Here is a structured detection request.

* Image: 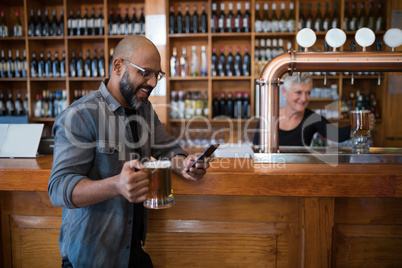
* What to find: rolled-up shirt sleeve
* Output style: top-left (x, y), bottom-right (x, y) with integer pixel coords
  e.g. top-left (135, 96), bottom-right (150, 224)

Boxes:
top-left (48, 106), bottom-right (96, 209)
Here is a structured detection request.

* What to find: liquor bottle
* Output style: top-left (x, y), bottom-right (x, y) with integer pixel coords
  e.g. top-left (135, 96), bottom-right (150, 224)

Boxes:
top-left (218, 46), bottom-right (226, 77)
top-left (212, 92), bottom-right (220, 117)
top-left (82, 8), bottom-right (89, 35)
top-left (200, 45), bottom-right (207, 77)
top-left (279, 3), bottom-right (287, 32)
top-left (314, 3), bottom-right (322, 32)
top-left (139, 7), bottom-right (145, 35)
top-left (254, 4), bottom-right (262, 33)
top-left (190, 46), bottom-right (198, 77)
top-left (349, 2), bottom-right (358, 31)
top-left (226, 46), bottom-right (234, 77)
top-left (210, 3), bottom-right (217, 33)
top-left (42, 9), bottom-right (50, 36)
top-left (75, 9), bottom-right (82, 36)
top-left (200, 4), bottom-right (207, 33)
top-left (375, 2), bottom-right (385, 32)
top-left (13, 10), bottom-right (23, 37)
top-left (203, 91), bottom-right (209, 117)
top-left (68, 9), bottom-right (74, 35)
top-left (177, 91), bottom-right (185, 118)
top-left (278, 39), bottom-right (285, 55)
top-left (226, 3), bottom-right (234, 33)
top-left (242, 92), bottom-right (250, 118)
top-left (254, 42), bottom-right (260, 75)
top-left (169, 6), bottom-right (175, 34)
top-left (0, 92), bottom-right (5, 116)
top-left (45, 51), bottom-right (53, 78)
top-left (56, 8), bottom-right (64, 36)
top-left (47, 91), bottom-right (54, 117)
top-left (91, 49), bottom-right (98, 77)
top-left (176, 5), bottom-right (183, 34)
top-left (96, 8), bottom-right (104, 35)
top-left (14, 91), bottom-right (23, 116)
top-left (0, 10), bottom-right (8, 37)
top-left (42, 90), bottom-right (48, 117)
top-left (211, 46), bottom-right (218, 77)
top-left (170, 47), bottom-right (179, 77)
top-left (33, 94), bottom-right (42, 117)
top-left (235, 3), bottom-right (242, 33)
top-left (322, 3), bottom-right (330, 32)
top-left (14, 50), bottom-right (21, 78)
top-left (184, 91), bottom-right (193, 119)
top-left (298, 4), bottom-right (305, 30)
top-left (76, 50), bottom-right (84, 77)
top-left (131, 8), bottom-right (139, 34)
top-left (35, 9), bottom-right (43, 36)
top-left (195, 91), bottom-right (203, 117)
top-left (6, 91), bottom-right (15, 116)
top-left (84, 49), bottom-right (91, 77)
top-left (262, 3), bottom-right (270, 33)
top-left (271, 39), bottom-right (278, 59)
top-left (218, 3), bottom-right (225, 33)
top-left (259, 39), bottom-right (266, 70)
top-left (366, 2), bottom-right (375, 31)
top-left (357, 2), bottom-right (366, 29)
top-left (70, 49), bottom-right (77, 77)
top-left (266, 39), bottom-right (272, 61)
top-left (30, 51), bottom-right (38, 78)
top-left (340, 94), bottom-right (349, 119)
top-left (184, 5), bottom-right (191, 34)
top-left (271, 3), bottom-right (279, 33)
top-left (123, 8), bottom-right (130, 35)
top-left (234, 92), bottom-right (242, 118)
top-left (88, 8), bottom-right (95, 35)
top-left (115, 8), bottom-right (122, 35)
top-left (227, 92), bottom-right (234, 118)
top-left (21, 50), bottom-right (27, 78)
top-left (28, 9), bottom-right (35, 36)
top-left (180, 47), bottom-right (188, 77)
top-left (287, 3), bottom-right (296, 32)
top-left (24, 91), bottom-right (28, 115)
top-left (219, 92), bottom-right (226, 116)
top-left (98, 49), bottom-right (105, 77)
top-left (108, 8), bottom-right (114, 35)
top-left (343, 2), bottom-right (349, 31)
top-left (244, 3), bottom-right (251, 32)
top-left (37, 51), bottom-right (45, 78)
top-left (305, 3), bottom-right (313, 29)
top-left (6, 50), bottom-right (14, 78)
top-left (170, 91), bottom-right (178, 118)
top-left (243, 46), bottom-right (251, 76)
top-left (0, 50), bottom-right (5, 78)
top-left (332, 2), bottom-right (340, 29)
top-left (60, 50), bottom-right (66, 77)
top-left (234, 46), bottom-right (242, 76)
top-left (53, 51), bottom-right (60, 78)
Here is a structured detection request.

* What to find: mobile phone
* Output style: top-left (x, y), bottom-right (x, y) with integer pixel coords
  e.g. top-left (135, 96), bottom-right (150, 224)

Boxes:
top-left (186, 144), bottom-right (219, 172)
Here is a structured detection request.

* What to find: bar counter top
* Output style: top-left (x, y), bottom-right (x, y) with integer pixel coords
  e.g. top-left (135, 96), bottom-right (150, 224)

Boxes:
top-left (1, 154), bottom-right (401, 197)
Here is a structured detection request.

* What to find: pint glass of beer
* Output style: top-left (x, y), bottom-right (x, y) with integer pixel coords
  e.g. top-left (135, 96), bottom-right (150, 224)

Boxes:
top-left (143, 160), bottom-right (174, 209)
top-left (350, 110), bottom-right (370, 154)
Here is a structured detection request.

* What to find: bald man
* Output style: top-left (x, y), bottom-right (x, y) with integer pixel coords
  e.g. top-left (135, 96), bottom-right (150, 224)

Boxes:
top-left (48, 36), bottom-right (211, 267)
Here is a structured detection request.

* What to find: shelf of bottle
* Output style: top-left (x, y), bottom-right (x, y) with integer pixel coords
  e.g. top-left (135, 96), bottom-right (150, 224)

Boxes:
top-left (27, 36), bottom-right (65, 41)
top-left (254, 32), bottom-right (296, 37)
top-left (0, 36), bottom-right (26, 41)
top-left (169, 33), bottom-right (208, 38)
top-left (170, 118), bottom-right (258, 123)
top-left (29, 77), bottom-right (66, 82)
top-left (68, 77), bottom-right (105, 81)
top-left (29, 117), bottom-right (56, 122)
top-left (66, 35), bottom-right (105, 40)
top-left (169, 76), bottom-right (208, 81)
top-left (0, 78), bottom-right (27, 82)
top-left (107, 34), bottom-right (145, 39)
top-left (169, 76), bottom-right (252, 81)
top-left (211, 32), bottom-right (252, 38)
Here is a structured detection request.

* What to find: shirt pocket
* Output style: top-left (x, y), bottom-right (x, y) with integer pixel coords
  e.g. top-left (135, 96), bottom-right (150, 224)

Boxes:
top-left (96, 140), bottom-right (123, 178)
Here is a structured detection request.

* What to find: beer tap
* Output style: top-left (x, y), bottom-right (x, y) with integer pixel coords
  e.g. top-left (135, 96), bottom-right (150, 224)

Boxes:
top-left (383, 28), bottom-right (402, 52)
top-left (296, 28), bottom-right (317, 84)
top-left (323, 43), bottom-right (329, 85)
top-left (376, 41), bottom-right (383, 85)
top-left (350, 42), bottom-right (356, 85)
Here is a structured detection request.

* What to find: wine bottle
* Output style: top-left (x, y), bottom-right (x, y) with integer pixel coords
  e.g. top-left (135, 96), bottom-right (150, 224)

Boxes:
top-left (13, 10), bottom-right (23, 37)
top-left (298, 4), bottom-right (305, 30)
top-left (58, 8), bottom-right (64, 36)
top-left (68, 9), bottom-right (74, 36)
top-left (226, 3), bottom-right (234, 33)
top-left (88, 8), bottom-right (95, 35)
top-left (218, 46), bottom-right (226, 77)
top-left (262, 3), bottom-right (271, 33)
top-left (227, 92), bottom-right (234, 118)
top-left (6, 50), bottom-right (14, 78)
top-left (192, 5), bottom-right (199, 34)
top-left (21, 50), bottom-right (27, 78)
top-left (30, 51), bottom-right (38, 78)
top-left (28, 9), bottom-right (35, 36)
top-left (211, 46), bottom-right (218, 77)
top-left (53, 51), bottom-right (60, 78)
top-left (366, 2), bottom-right (375, 31)
top-left (243, 3), bottom-right (251, 32)
top-left (47, 91), bottom-right (54, 117)
top-left (123, 8), bottom-right (130, 35)
top-left (343, 2), bottom-right (349, 31)
top-left (49, 9), bottom-right (57, 36)
top-left (314, 3), bottom-right (322, 32)
top-left (349, 2), bottom-right (358, 31)
top-left (218, 3), bottom-right (225, 33)
top-left (200, 4), bottom-right (207, 33)
top-left (60, 50), bottom-right (66, 77)
top-left (305, 4), bottom-right (313, 29)
top-left (219, 92), bottom-right (226, 116)
top-left (35, 9), bottom-right (43, 36)
top-left (200, 45), bottom-right (207, 77)
top-left (210, 3), bottom-right (217, 33)
top-left (91, 49), bottom-right (98, 77)
top-left (131, 8), bottom-right (139, 34)
top-left (42, 9), bottom-right (50, 36)
top-left (23, 91), bottom-right (28, 115)
top-left (266, 39), bottom-right (272, 61)
top-left (76, 50), bottom-right (84, 77)
top-left (357, 2), bottom-right (366, 29)
top-left (84, 49), bottom-right (91, 77)
top-left (108, 8), bottom-right (114, 35)
top-left (254, 3), bottom-right (262, 33)
top-left (169, 6), bottom-right (175, 34)
top-left (226, 46), bottom-right (234, 77)
top-left (0, 10), bottom-right (8, 37)
top-left (234, 92), bottom-right (242, 118)
top-left (375, 2), bottom-right (385, 32)
top-left (234, 46), bottom-right (242, 76)
top-left (115, 8), bottom-right (122, 35)
top-left (97, 8), bottom-right (104, 35)
top-left (184, 5), bottom-right (191, 34)
top-left (6, 91), bottom-right (15, 116)
top-left (190, 46), bottom-right (198, 77)
top-left (212, 93), bottom-right (220, 117)
top-left (242, 92), bottom-right (250, 118)
top-left (82, 8), bottom-right (89, 35)
top-left (170, 47), bottom-right (179, 77)
top-left (75, 9), bottom-right (81, 36)
top-left (322, 3), bottom-right (330, 32)
top-left (332, 2), bottom-right (340, 29)
top-left (0, 50), bottom-right (5, 78)
top-left (0, 92), bottom-right (5, 116)
top-left (13, 50), bottom-right (21, 78)
top-left (243, 46), bottom-right (250, 76)
top-left (203, 91), bottom-right (209, 117)
top-left (98, 49), bottom-right (105, 77)
top-left (180, 46), bottom-right (188, 77)
top-left (234, 3), bottom-right (242, 33)
top-left (36, 51), bottom-right (44, 78)
top-left (33, 94), bottom-right (42, 118)
top-left (271, 3), bottom-right (278, 32)
top-left (70, 49), bottom-right (77, 77)
top-left (287, 3), bottom-right (296, 32)
top-left (139, 7), bottom-right (145, 35)
top-left (45, 51), bottom-right (53, 78)
top-left (176, 5), bottom-right (183, 34)
top-left (42, 90), bottom-right (48, 117)
top-left (279, 3), bottom-right (287, 32)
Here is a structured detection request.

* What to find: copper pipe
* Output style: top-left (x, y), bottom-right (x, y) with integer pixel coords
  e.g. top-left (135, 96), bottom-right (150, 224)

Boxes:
top-left (258, 51), bottom-right (402, 153)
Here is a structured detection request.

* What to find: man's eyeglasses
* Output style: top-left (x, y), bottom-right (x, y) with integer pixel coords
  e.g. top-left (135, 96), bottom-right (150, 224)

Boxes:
top-left (121, 58), bottom-right (165, 81)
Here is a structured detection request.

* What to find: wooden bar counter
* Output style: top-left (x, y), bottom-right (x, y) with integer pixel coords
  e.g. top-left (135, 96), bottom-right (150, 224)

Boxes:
top-left (0, 155), bottom-right (401, 267)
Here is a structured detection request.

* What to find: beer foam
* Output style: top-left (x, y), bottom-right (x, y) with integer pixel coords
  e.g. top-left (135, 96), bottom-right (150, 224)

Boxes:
top-left (143, 160), bottom-right (172, 169)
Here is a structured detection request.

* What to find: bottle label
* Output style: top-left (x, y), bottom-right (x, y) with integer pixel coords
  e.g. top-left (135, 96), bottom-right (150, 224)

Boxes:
top-left (243, 18), bottom-right (248, 29)
top-left (234, 18), bottom-right (240, 28)
top-left (287, 20), bottom-right (295, 32)
top-left (279, 20), bottom-right (287, 32)
top-left (262, 21), bottom-right (271, 32)
top-left (271, 20), bottom-right (278, 32)
top-left (218, 18), bottom-right (224, 29)
top-left (305, 21), bottom-right (312, 29)
top-left (322, 21), bottom-right (329, 31)
top-left (254, 21), bottom-right (262, 33)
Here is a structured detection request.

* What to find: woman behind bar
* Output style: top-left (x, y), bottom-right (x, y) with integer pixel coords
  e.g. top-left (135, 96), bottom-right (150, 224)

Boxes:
top-left (253, 72), bottom-right (375, 147)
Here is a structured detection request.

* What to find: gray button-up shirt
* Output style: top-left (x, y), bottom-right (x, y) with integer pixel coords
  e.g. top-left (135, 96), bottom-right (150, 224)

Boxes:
top-left (48, 79), bottom-right (187, 267)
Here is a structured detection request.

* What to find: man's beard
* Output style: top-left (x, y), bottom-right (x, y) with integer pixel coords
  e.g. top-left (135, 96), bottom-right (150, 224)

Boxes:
top-left (119, 69), bottom-right (151, 110)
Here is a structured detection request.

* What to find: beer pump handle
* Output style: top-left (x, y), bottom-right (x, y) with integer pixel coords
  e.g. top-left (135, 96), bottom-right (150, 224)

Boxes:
top-left (377, 41), bottom-right (383, 85)
top-left (323, 42), bottom-right (329, 85)
top-left (350, 42), bottom-right (356, 85)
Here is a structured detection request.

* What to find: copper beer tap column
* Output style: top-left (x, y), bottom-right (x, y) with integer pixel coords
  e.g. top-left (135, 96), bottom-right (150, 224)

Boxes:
top-left (258, 50), bottom-right (402, 153)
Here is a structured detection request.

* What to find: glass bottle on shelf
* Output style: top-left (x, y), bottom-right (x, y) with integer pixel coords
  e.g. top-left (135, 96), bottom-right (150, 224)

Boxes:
top-left (84, 49), bottom-right (91, 77)
top-left (279, 3), bottom-right (287, 32)
top-left (203, 91), bottom-right (209, 117)
top-left (131, 8), bottom-right (139, 35)
top-left (96, 8), bottom-right (104, 35)
top-left (218, 46), bottom-right (226, 77)
top-left (357, 2), bottom-right (366, 29)
top-left (28, 9), bottom-right (35, 36)
top-left (70, 50), bottom-right (77, 77)
top-left (234, 92), bottom-right (242, 118)
top-left (314, 3), bottom-right (322, 32)
top-left (42, 9), bottom-right (50, 36)
top-left (21, 50), bottom-right (27, 78)
top-left (219, 92), bottom-right (226, 116)
top-left (0, 10), bottom-right (8, 37)
top-left (170, 47), bottom-right (179, 77)
top-left (49, 9), bottom-right (56, 36)
top-left (139, 7), bottom-right (145, 35)
top-left (53, 51), bottom-right (60, 78)
top-left (169, 6), bottom-right (175, 34)
top-left (366, 2), bottom-right (375, 31)
top-left (226, 3), bottom-right (234, 33)
top-left (190, 46), bottom-right (198, 77)
top-left (343, 2), bottom-right (349, 31)
top-left (180, 47), bottom-right (188, 77)
top-left (91, 49), bottom-right (98, 77)
top-left (211, 46), bottom-right (218, 77)
top-left (195, 91), bottom-right (203, 117)
top-left (30, 51), bottom-right (38, 78)
top-left (6, 91), bottom-right (15, 116)
top-left (45, 51), bottom-right (53, 78)
top-left (243, 46), bottom-right (250, 76)
top-left (75, 9), bottom-right (82, 36)
top-left (211, 3), bottom-right (217, 33)
top-left (13, 10), bottom-right (23, 37)
top-left (226, 46), bottom-right (234, 77)
top-left (200, 4), bottom-right (207, 33)
top-left (14, 50), bottom-right (21, 78)
top-left (170, 91), bottom-right (178, 119)
top-left (60, 50), bottom-right (66, 77)
top-left (98, 49), bottom-right (105, 77)
top-left (262, 3), bottom-right (270, 33)
top-left (218, 3), bottom-right (225, 33)
top-left (235, 3), bottom-right (242, 33)
top-left (24, 91), bottom-right (28, 115)
top-left (77, 50), bottom-right (84, 77)
top-left (108, 8), bottom-right (114, 35)
top-left (0, 50), bottom-right (5, 78)
top-left (122, 8), bottom-right (130, 35)
top-left (322, 3), bottom-right (330, 32)
top-left (6, 50), bottom-right (14, 78)
top-left (349, 2), bottom-right (358, 31)
top-left (177, 91), bottom-right (185, 118)
top-left (212, 92), bottom-right (219, 117)
top-left (82, 8), bottom-right (89, 36)
top-left (305, 3), bottom-right (313, 29)
top-left (37, 51), bottom-right (45, 78)
top-left (115, 8), bottom-right (122, 35)
top-left (200, 45), bottom-right (207, 77)
top-left (254, 3), bottom-right (262, 33)
top-left (287, 3), bottom-right (295, 32)
top-left (35, 9), bottom-right (43, 36)
top-left (298, 4), bottom-right (305, 30)
top-left (227, 92), bottom-right (234, 118)
top-left (242, 92), bottom-right (250, 118)
top-left (176, 5), bottom-right (183, 34)
top-left (375, 2), bottom-right (385, 32)
top-left (243, 2), bottom-right (251, 32)
top-left (68, 9), bottom-right (74, 36)
top-left (15, 91), bottom-right (23, 116)
top-left (331, 2), bottom-right (340, 29)
top-left (88, 8), bottom-right (95, 35)
top-left (271, 3), bottom-right (278, 33)
top-left (184, 5), bottom-right (191, 34)
top-left (234, 46), bottom-right (242, 77)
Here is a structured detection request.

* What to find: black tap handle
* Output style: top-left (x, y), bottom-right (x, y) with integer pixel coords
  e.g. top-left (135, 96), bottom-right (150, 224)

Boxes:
top-left (376, 41), bottom-right (383, 51)
top-left (350, 41), bottom-right (356, 52)
top-left (324, 42), bottom-right (329, 52)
